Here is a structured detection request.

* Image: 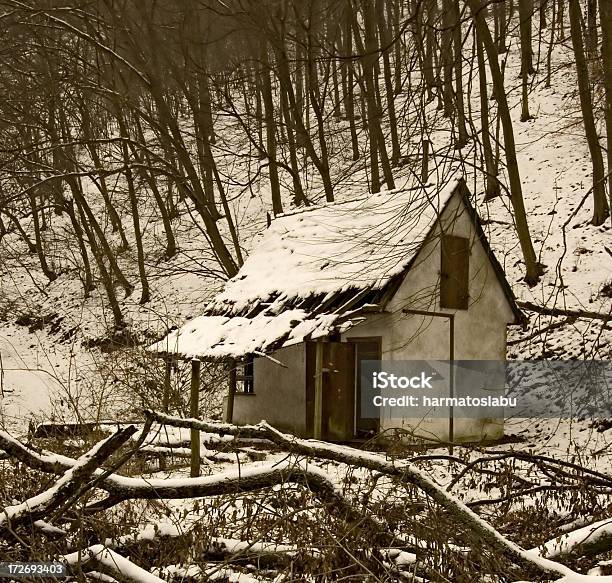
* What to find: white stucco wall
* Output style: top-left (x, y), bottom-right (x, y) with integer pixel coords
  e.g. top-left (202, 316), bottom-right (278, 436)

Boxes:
top-left (232, 343), bottom-right (308, 435)
top-left (342, 190), bottom-right (515, 442)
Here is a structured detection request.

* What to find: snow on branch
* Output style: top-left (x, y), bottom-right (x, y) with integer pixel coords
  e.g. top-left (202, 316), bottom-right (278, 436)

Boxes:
top-left (62, 545), bottom-right (165, 583)
top-left (0, 430), bottom-right (384, 538)
top-left (144, 410), bottom-right (605, 580)
top-left (531, 517), bottom-right (612, 560)
top-left (0, 425), bottom-right (136, 535)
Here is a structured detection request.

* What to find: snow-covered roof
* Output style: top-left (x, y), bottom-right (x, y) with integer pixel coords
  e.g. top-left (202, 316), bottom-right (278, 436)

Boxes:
top-left (149, 178), bottom-right (465, 359)
top-left (150, 310), bottom-right (360, 360)
top-left (208, 178), bottom-right (461, 316)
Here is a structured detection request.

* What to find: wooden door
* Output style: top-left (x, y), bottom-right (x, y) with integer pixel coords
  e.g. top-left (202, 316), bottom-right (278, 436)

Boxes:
top-left (306, 342), bottom-right (355, 441)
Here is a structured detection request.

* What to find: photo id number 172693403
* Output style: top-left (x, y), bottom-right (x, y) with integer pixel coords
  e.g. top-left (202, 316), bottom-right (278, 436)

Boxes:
top-left (0, 563), bottom-right (67, 578)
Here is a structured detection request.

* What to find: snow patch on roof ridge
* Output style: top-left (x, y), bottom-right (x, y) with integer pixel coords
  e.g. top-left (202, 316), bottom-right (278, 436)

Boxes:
top-left (272, 176), bottom-right (460, 221)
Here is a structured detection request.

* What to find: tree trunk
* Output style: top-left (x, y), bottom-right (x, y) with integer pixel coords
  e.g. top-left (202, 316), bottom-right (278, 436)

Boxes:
top-left (518, 0), bottom-right (535, 75)
top-left (132, 118), bottom-right (177, 259)
top-left (73, 196), bottom-right (125, 330)
top-left (390, 0), bottom-right (403, 94)
top-left (193, 75), bottom-right (221, 220)
top-left (539, 0), bottom-right (548, 30)
top-left (116, 112), bottom-right (150, 304)
top-left (68, 174), bottom-right (134, 296)
top-left (557, 0), bottom-right (565, 41)
top-left (342, 0), bottom-right (360, 161)
top-left (80, 102), bottom-right (130, 250)
top-left (254, 71), bottom-right (265, 157)
top-left (545, 0), bottom-right (557, 86)
top-left (521, 66), bottom-right (532, 121)
top-left (357, 1), bottom-right (395, 191)
top-left (452, 0), bottom-right (469, 148)
top-left (423, 0), bottom-right (438, 101)
top-left (147, 77), bottom-right (240, 277)
top-left (377, 0), bottom-right (401, 165)
top-left (468, 0), bottom-right (543, 285)
top-left (586, 0), bottom-right (598, 59)
top-left (599, 0), bottom-right (612, 217)
top-left (28, 193), bottom-right (57, 282)
top-left (331, 44), bottom-right (342, 118)
top-left (280, 84), bottom-right (307, 206)
top-left (273, 42), bottom-right (335, 202)
top-left (568, 0), bottom-right (609, 225)
top-left (305, 16), bottom-right (336, 202)
top-left (260, 43), bottom-right (283, 216)
top-left (441, 0), bottom-right (455, 117)
top-left (2, 210), bottom-right (37, 254)
top-left (495, 0), bottom-right (508, 53)
top-left (477, 26), bottom-right (501, 200)
top-left (64, 200), bottom-right (95, 295)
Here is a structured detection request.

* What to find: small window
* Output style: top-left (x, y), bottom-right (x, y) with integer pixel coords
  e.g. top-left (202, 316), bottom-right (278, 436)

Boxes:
top-left (240, 357), bottom-right (254, 393)
top-left (440, 235), bottom-right (470, 310)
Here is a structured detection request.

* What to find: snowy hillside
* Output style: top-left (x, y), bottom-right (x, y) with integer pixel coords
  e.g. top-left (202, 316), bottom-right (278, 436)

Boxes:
top-left (0, 1), bottom-right (611, 581)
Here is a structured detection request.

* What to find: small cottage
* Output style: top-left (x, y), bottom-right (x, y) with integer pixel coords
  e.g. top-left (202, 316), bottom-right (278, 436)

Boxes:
top-left (150, 177), bottom-right (523, 443)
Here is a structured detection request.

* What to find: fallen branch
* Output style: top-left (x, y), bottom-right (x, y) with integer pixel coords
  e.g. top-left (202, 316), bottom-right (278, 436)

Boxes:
top-left (517, 300), bottom-right (611, 322)
top-left (507, 316), bottom-right (577, 345)
top-left (467, 484), bottom-right (612, 508)
top-left (86, 459), bottom-right (384, 537)
top-left (0, 426), bottom-right (136, 535)
top-left (531, 517), bottom-right (612, 560)
top-left (62, 545), bottom-right (165, 583)
top-left (110, 523), bottom-right (308, 568)
top-left (0, 430), bottom-right (384, 539)
top-left (143, 410), bottom-right (598, 580)
top-left (489, 450), bottom-right (612, 487)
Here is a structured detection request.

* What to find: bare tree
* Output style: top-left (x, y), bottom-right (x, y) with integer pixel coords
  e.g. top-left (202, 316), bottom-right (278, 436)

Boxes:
top-left (468, 0), bottom-right (543, 285)
top-left (568, 0), bottom-right (610, 225)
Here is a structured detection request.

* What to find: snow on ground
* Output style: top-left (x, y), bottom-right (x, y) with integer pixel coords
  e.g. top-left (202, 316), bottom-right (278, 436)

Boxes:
top-left (0, 12), bottom-right (609, 583)
top-left (0, 0), bottom-right (608, 474)
top-left (2, 38), bottom-right (610, 358)
top-left (0, 323), bottom-right (71, 433)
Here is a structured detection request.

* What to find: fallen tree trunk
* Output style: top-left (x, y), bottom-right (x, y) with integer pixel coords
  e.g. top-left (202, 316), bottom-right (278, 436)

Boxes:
top-left (517, 300), bottom-right (611, 322)
top-left (143, 410), bottom-right (598, 580)
top-left (0, 426), bottom-right (136, 535)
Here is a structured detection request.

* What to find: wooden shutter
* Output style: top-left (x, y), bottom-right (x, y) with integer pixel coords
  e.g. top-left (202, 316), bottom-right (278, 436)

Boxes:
top-left (440, 235), bottom-right (470, 310)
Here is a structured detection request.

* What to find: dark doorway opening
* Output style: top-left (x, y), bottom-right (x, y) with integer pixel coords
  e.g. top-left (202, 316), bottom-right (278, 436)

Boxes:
top-left (348, 337), bottom-right (382, 438)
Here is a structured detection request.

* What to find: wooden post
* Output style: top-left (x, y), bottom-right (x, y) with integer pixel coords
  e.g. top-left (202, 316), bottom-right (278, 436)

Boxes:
top-left (313, 342), bottom-right (324, 440)
top-left (190, 358), bottom-right (201, 477)
top-left (448, 317), bottom-right (455, 454)
top-left (159, 356), bottom-right (173, 472)
top-left (226, 358), bottom-right (236, 423)
top-left (162, 357), bottom-right (171, 413)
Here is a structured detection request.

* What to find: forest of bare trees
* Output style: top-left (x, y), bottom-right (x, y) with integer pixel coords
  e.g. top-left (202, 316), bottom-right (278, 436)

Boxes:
top-left (0, 2), bottom-right (611, 581)
top-left (0, 0), bottom-right (610, 339)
